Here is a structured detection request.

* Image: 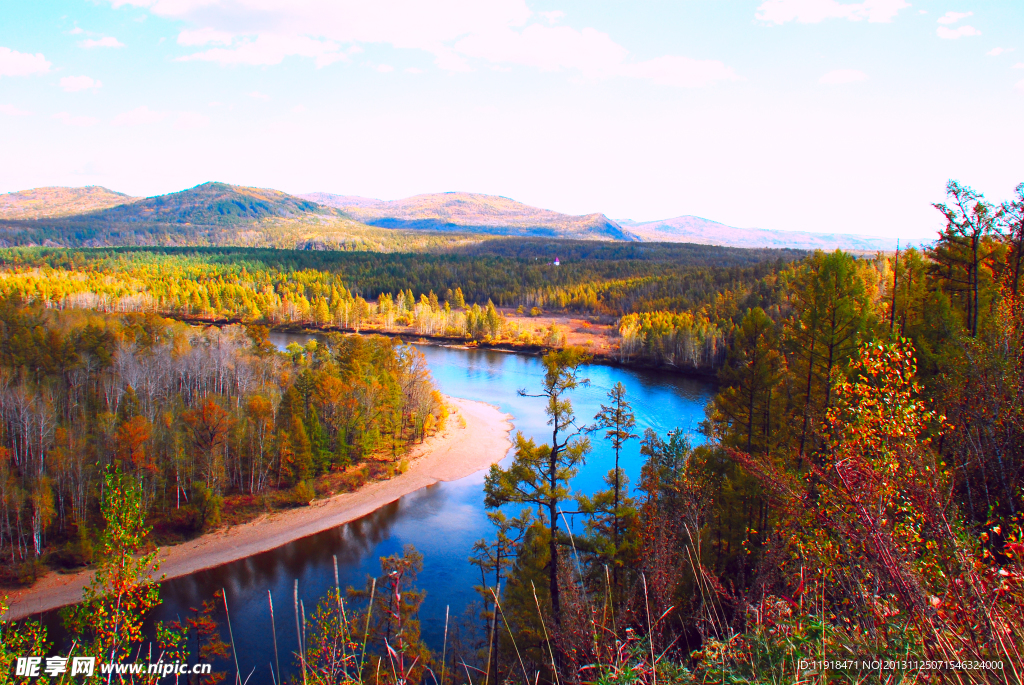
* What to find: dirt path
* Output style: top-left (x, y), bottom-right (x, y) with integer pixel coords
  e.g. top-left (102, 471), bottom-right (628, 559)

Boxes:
top-left (3, 396), bottom-right (513, 620)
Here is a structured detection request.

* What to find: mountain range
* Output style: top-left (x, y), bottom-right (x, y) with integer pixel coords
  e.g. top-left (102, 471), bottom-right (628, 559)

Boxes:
top-left (301, 191), bottom-right (635, 241)
top-left (0, 182), bottom-right (899, 252)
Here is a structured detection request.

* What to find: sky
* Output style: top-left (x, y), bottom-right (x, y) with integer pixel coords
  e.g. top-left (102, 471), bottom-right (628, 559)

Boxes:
top-left (0, 1), bottom-right (1022, 240)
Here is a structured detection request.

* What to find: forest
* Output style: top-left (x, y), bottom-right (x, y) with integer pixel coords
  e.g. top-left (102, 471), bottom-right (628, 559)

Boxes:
top-left (1, 179), bottom-right (1022, 684)
top-left (0, 241), bottom-right (798, 376)
top-left (0, 302), bottom-right (445, 584)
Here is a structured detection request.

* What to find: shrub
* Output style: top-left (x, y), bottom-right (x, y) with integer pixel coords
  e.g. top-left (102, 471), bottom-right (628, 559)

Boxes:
top-left (290, 480), bottom-right (315, 506)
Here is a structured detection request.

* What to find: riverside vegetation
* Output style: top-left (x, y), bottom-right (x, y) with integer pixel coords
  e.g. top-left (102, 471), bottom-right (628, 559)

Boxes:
top-left (0, 302), bottom-right (447, 585)
top-left (1, 179), bottom-right (1023, 683)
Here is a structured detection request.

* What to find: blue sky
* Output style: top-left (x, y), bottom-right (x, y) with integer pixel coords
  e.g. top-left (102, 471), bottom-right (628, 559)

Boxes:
top-left (1, 1), bottom-right (1021, 239)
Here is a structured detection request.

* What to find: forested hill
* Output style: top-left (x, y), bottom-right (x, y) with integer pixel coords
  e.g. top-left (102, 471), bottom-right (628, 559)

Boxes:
top-left (84, 182), bottom-right (330, 224)
top-left (0, 186), bottom-right (137, 220)
top-left (0, 182), bottom-right (364, 249)
top-left (303, 191), bottom-right (637, 241)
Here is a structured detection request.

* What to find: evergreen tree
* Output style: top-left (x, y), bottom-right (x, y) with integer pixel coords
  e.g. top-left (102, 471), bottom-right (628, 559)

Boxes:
top-left (484, 348), bottom-right (591, 625)
top-left (710, 307), bottom-right (785, 456)
top-left (999, 182), bottom-right (1024, 299)
top-left (469, 509), bottom-right (531, 685)
top-left (930, 180), bottom-right (999, 337)
top-left (587, 381), bottom-right (638, 586)
top-left (784, 250), bottom-right (870, 460)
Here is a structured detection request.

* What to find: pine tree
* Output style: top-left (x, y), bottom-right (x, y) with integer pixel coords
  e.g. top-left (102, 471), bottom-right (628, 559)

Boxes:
top-left (588, 381), bottom-right (638, 584)
top-left (784, 250), bottom-right (870, 460)
top-left (484, 347), bottom-right (591, 625)
top-left (930, 180), bottom-right (999, 337)
top-left (711, 307), bottom-right (784, 456)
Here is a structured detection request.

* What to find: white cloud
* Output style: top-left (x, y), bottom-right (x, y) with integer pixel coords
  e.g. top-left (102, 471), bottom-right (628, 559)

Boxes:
top-left (1015, 62), bottom-right (1024, 69)
top-left (455, 23), bottom-right (739, 86)
top-left (69, 27), bottom-right (84, 35)
top-left (177, 27), bottom-right (233, 46)
top-left (405, 67), bottom-right (423, 74)
top-left (80, 36), bottom-right (124, 48)
top-left (937, 25), bottom-right (981, 40)
top-left (986, 48), bottom-right (1013, 57)
top-left (455, 24), bottom-right (628, 76)
top-left (1017, 79), bottom-right (1024, 91)
top-left (376, 64), bottom-right (394, 72)
top-left (620, 55), bottom-right (740, 87)
top-left (60, 75), bottom-right (103, 92)
top-left (0, 47), bottom-right (51, 77)
top-left (819, 68), bottom-right (868, 84)
top-left (53, 111), bottom-right (99, 126)
top-left (756, 0), bottom-right (909, 24)
top-left (937, 11), bottom-right (972, 25)
top-left (112, 105), bottom-right (165, 125)
top-left (109, 0), bottom-right (737, 86)
top-left (176, 34), bottom-right (343, 67)
top-left (248, 91), bottom-right (269, 100)
top-left (0, 104), bottom-right (30, 116)
top-left (291, 104), bottom-right (306, 113)
top-left (174, 111), bottom-right (209, 129)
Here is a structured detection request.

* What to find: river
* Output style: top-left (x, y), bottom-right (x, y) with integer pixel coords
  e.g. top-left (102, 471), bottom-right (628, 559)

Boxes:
top-left (43, 336), bottom-right (715, 682)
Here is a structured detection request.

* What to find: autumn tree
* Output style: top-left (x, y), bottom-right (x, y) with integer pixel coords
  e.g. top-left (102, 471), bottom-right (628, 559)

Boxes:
top-left (63, 467), bottom-right (163, 666)
top-left (182, 397), bottom-right (233, 492)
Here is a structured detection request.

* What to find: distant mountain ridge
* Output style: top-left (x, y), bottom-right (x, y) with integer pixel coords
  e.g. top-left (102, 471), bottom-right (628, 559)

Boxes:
top-left (620, 216), bottom-right (898, 252)
top-left (302, 191), bottom-right (637, 241)
top-left (0, 182), bottom-right (899, 251)
top-left (0, 186), bottom-right (137, 220)
top-left (90, 182), bottom-right (330, 225)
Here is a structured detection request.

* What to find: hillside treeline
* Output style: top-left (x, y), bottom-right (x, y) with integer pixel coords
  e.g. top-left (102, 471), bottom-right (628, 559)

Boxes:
top-left (0, 301), bottom-right (444, 582)
top-left (0, 243), bottom-right (794, 317)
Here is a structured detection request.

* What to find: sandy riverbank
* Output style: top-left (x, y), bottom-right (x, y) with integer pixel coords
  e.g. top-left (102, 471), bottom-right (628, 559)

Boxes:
top-left (3, 396), bottom-right (513, 620)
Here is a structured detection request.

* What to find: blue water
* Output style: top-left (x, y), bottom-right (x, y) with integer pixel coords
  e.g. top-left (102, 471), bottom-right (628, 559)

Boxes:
top-left (44, 338), bottom-right (715, 683)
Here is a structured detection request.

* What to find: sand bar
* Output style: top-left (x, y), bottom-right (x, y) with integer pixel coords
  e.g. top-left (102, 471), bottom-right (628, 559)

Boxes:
top-left (3, 396), bottom-right (512, 620)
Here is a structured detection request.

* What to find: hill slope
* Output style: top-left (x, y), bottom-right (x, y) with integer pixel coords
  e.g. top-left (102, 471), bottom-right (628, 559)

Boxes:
top-left (0, 183), bottom-right (483, 251)
top-left (620, 216), bottom-right (898, 252)
top-left (0, 186), bottom-right (137, 220)
top-left (94, 182), bottom-right (330, 224)
top-left (303, 191), bottom-right (637, 241)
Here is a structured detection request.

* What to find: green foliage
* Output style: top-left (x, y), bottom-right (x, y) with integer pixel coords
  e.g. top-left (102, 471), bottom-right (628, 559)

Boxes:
top-left (485, 348), bottom-right (592, 623)
top-left (62, 467), bottom-right (162, 664)
top-left (345, 545), bottom-right (432, 683)
top-left (0, 597), bottom-right (50, 682)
